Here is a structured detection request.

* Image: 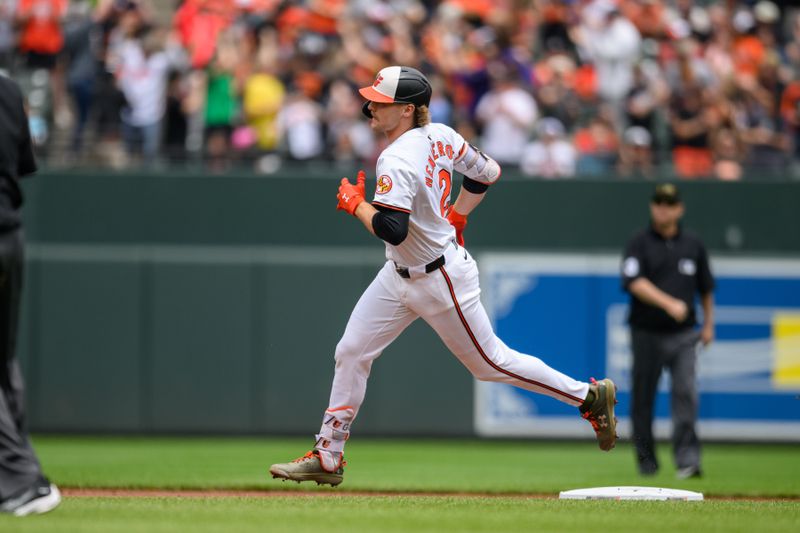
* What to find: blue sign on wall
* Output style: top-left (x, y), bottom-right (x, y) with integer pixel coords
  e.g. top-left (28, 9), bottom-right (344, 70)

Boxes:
top-left (475, 254), bottom-right (800, 442)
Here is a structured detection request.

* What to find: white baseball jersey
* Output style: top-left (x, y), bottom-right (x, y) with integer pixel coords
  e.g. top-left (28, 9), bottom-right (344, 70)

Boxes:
top-left (371, 123), bottom-right (466, 267)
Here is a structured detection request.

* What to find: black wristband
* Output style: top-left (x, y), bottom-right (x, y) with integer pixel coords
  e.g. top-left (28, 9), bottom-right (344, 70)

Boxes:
top-left (462, 176), bottom-right (489, 194)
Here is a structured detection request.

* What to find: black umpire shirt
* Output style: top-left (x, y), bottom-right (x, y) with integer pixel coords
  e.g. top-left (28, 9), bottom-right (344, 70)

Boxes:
top-left (0, 75), bottom-right (37, 232)
top-left (621, 225), bottom-right (714, 332)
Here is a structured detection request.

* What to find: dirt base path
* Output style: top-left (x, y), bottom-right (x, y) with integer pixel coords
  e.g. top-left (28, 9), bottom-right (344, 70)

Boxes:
top-left (62, 488), bottom-right (798, 502)
top-left (64, 488), bottom-right (553, 499)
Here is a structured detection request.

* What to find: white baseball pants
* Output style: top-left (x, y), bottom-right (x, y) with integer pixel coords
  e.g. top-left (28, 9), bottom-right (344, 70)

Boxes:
top-left (317, 243), bottom-right (589, 460)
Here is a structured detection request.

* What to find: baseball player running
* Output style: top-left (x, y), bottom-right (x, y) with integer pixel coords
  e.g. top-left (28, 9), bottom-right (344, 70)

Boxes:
top-left (270, 66), bottom-right (617, 486)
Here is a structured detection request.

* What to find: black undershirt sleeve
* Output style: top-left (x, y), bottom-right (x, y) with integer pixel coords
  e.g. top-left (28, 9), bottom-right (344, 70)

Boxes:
top-left (371, 204), bottom-right (410, 246)
top-left (462, 176), bottom-right (489, 194)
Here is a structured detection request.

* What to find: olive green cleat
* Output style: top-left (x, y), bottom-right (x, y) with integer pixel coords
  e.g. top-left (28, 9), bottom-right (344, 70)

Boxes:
top-left (269, 450), bottom-right (345, 486)
top-left (580, 378), bottom-right (618, 451)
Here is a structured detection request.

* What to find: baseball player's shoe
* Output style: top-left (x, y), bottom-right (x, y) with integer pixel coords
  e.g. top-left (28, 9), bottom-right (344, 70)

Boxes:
top-left (580, 378), bottom-right (618, 451)
top-left (269, 450), bottom-right (345, 486)
top-left (0, 477), bottom-right (61, 516)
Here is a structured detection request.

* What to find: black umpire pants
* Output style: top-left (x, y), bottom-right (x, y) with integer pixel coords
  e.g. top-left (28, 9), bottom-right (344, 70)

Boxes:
top-left (631, 327), bottom-right (701, 474)
top-left (0, 228), bottom-right (42, 499)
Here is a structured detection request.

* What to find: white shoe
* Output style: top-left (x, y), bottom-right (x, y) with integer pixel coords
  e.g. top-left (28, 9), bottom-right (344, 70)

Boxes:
top-left (0, 480), bottom-right (61, 516)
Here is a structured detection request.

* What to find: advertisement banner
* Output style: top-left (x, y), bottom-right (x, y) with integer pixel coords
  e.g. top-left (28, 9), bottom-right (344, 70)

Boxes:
top-left (475, 254), bottom-right (800, 442)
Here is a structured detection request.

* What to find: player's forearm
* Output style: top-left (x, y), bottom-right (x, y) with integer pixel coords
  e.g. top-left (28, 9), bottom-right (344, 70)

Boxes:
top-left (701, 292), bottom-right (714, 326)
top-left (629, 277), bottom-right (681, 312)
top-left (354, 201), bottom-right (378, 236)
top-left (451, 188), bottom-right (485, 216)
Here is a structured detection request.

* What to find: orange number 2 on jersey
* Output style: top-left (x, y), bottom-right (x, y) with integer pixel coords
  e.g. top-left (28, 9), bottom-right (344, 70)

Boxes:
top-left (438, 168), bottom-right (452, 217)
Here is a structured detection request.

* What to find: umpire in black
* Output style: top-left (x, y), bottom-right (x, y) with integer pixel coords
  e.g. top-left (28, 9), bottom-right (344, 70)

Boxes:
top-left (0, 75), bottom-right (61, 515)
top-left (621, 183), bottom-right (715, 479)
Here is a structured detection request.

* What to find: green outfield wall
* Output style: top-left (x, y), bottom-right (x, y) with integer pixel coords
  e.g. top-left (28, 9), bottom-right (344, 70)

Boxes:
top-left (17, 170), bottom-right (800, 435)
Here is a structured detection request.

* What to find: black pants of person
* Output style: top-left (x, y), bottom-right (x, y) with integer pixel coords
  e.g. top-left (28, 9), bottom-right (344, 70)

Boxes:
top-left (631, 327), bottom-right (701, 474)
top-left (0, 228), bottom-right (42, 500)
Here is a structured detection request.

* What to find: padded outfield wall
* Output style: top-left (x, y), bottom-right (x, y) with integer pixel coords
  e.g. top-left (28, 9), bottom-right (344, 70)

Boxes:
top-left (16, 169), bottom-right (800, 438)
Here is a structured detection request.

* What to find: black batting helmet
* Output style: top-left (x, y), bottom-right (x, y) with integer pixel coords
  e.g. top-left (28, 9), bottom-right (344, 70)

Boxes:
top-left (360, 66), bottom-right (432, 118)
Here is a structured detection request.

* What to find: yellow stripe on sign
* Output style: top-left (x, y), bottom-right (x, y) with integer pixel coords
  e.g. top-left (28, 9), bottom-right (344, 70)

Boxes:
top-left (773, 313), bottom-right (800, 388)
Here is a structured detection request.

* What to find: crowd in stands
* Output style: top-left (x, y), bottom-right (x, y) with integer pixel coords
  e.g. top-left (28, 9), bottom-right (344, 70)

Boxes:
top-left (1, 0), bottom-right (799, 179)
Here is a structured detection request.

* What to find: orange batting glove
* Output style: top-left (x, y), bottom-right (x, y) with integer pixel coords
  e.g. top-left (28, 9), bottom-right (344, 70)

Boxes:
top-left (446, 208), bottom-right (468, 246)
top-left (337, 170), bottom-right (366, 216)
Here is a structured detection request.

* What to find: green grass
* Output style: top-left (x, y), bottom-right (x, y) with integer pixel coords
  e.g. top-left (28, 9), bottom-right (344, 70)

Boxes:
top-left (0, 436), bottom-right (796, 532)
top-left (33, 436), bottom-right (800, 497)
top-left (1, 497), bottom-right (798, 533)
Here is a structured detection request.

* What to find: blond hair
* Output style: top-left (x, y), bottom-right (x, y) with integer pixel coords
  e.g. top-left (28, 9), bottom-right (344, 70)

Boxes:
top-left (414, 105), bottom-right (431, 127)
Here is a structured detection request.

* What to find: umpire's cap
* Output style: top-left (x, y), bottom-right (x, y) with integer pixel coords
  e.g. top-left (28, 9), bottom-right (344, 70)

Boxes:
top-left (360, 66), bottom-right (432, 118)
top-left (652, 183), bottom-right (681, 204)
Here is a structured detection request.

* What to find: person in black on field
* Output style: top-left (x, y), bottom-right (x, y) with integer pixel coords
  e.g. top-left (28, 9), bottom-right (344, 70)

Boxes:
top-left (0, 74), bottom-right (61, 516)
top-left (621, 183), bottom-right (715, 480)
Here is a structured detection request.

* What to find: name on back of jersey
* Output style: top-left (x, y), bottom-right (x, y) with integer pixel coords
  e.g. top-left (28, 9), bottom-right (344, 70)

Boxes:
top-left (425, 139), bottom-right (455, 187)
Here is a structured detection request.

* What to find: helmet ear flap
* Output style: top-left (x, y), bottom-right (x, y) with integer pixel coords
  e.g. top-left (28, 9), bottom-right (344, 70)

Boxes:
top-left (362, 101), bottom-right (373, 119)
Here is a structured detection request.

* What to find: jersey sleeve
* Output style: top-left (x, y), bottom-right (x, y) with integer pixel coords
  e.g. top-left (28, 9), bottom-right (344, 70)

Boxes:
top-left (696, 241), bottom-right (715, 294)
top-left (621, 235), bottom-right (646, 290)
top-left (450, 128), bottom-right (467, 161)
top-left (372, 154), bottom-right (417, 213)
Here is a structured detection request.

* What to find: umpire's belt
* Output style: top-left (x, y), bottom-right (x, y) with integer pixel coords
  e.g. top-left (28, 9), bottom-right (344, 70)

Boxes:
top-left (395, 255), bottom-right (445, 279)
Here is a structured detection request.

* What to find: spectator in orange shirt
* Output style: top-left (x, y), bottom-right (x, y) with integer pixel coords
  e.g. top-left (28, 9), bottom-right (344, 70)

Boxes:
top-left (731, 8), bottom-right (765, 79)
top-left (173, 0), bottom-right (234, 70)
top-left (15, 0), bottom-right (69, 152)
top-left (16, 0), bottom-right (68, 70)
